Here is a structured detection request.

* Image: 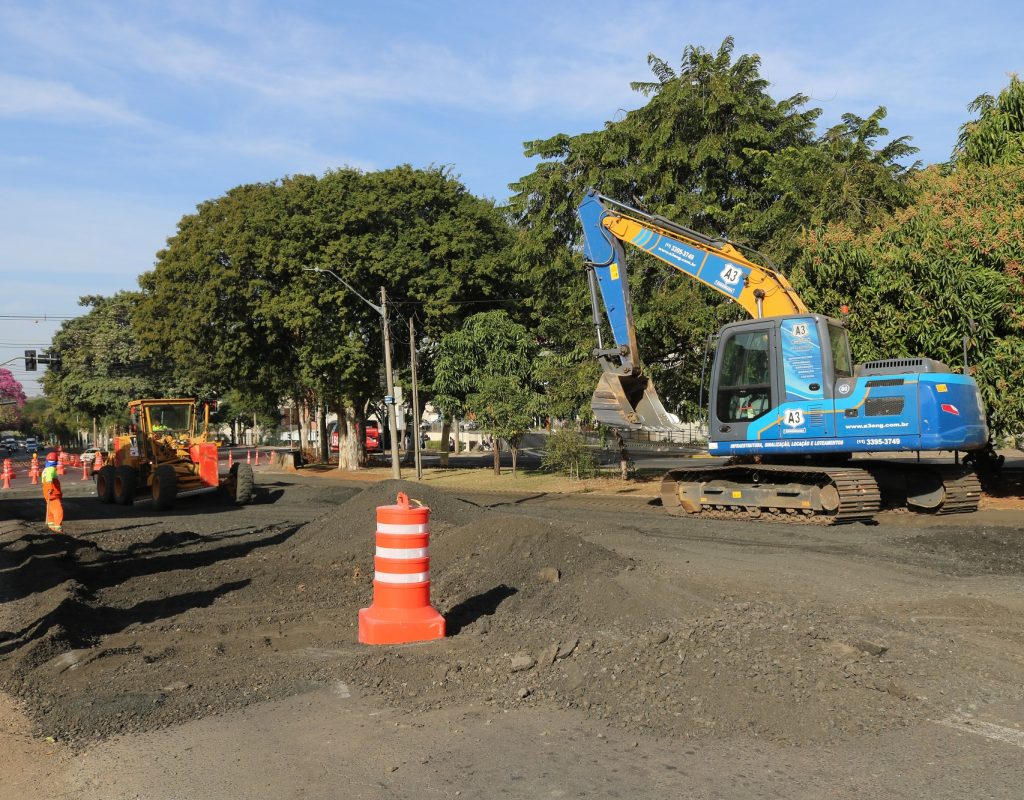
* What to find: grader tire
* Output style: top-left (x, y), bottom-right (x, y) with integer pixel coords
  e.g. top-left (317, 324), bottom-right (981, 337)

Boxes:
top-left (232, 463), bottom-right (254, 505)
top-left (113, 466), bottom-right (136, 506)
top-left (152, 464), bottom-right (178, 511)
top-left (96, 465), bottom-right (116, 504)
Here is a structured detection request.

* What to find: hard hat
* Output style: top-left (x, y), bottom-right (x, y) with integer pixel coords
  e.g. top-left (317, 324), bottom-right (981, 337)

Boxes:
top-left (45, 452), bottom-right (58, 467)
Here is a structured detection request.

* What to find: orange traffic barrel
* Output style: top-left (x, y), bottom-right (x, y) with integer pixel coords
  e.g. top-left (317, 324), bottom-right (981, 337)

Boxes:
top-left (358, 492), bottom-right (445, 645)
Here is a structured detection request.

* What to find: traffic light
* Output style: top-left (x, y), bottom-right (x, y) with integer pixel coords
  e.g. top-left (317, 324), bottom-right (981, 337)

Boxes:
top-left (24, 350), bottom-right (37, 371)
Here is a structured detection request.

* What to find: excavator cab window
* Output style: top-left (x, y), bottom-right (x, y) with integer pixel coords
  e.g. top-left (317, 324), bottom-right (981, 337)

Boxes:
top-left (716, 329), bottom-right (772, 422)
top-left (828, 323), bottom-right (853, 379)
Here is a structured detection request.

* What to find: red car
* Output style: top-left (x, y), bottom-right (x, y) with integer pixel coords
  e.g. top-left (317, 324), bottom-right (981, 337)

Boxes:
top-left (329, 421), bottom-right (382, 453)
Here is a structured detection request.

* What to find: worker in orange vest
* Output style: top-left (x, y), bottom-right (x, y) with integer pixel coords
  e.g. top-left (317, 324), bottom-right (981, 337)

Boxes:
top-left (41, 451), bottom-right (64, 533)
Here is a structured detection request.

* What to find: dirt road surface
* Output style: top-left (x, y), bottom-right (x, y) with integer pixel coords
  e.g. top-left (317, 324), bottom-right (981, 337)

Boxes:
top-left (2, 472), bottom-right (1023, 798)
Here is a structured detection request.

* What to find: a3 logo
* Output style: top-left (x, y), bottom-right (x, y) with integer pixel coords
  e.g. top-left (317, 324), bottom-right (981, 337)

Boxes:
top-left (783, 408), bottom-right (804, 427)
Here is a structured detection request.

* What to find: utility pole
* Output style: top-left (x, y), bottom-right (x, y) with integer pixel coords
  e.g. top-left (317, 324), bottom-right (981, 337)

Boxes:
top-left (409, 317), bottom-right (422, 480)
top-left (381, 286), bottom-right (401, 480)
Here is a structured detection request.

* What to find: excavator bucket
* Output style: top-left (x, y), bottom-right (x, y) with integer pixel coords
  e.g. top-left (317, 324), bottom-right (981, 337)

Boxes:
top-left (590, 371), bottom-right (684, 431)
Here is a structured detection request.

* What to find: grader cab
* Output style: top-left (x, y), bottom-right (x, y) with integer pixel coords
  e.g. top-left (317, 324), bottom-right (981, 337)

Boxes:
top-left (96, 398), bottom-right (253, 510)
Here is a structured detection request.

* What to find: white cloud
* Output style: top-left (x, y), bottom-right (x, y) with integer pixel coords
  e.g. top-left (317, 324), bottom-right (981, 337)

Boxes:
top-left (0, 73), bottom-right (143, 125)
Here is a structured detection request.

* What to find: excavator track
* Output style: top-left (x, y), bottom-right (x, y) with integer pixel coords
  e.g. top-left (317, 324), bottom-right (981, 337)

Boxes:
top-left (932, 467), bottom-right (982, 514)
top-left (661, 464), bottom-right (881, 525)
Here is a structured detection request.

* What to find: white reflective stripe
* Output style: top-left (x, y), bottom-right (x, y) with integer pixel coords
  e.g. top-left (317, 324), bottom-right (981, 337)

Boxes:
top-left (375, 571), bottom-right (430, 584)
top-left (376, 546), bottom-right (428, 559)
top-left (377, 522), bottom-right (429, 534)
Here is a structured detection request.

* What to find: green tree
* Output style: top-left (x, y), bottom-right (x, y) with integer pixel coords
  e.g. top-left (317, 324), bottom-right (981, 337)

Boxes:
top-left (757, 107), bottom-right (919, 264)
top-left (42, 292), bottom-right (164, 427)
top-left (135, 166), bottom-right (517, 469)
top-left (433, 310), bottom-right (539, 474)
top-left (954, 74), bottom-right (1024, 167)
top-left (794, 163), bottom-right (1024, 434)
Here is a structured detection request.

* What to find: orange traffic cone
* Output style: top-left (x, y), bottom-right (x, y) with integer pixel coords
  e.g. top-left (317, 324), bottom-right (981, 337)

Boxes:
top-left (227, 450), bottom-right (233, 469)
top-left (254, 448), bottom-right (260, 466)
top-left (92, 451), bottom-right (103, 474)
top-left (81, 460), bottom-right (89, 480)
top-left (358, 492), bottom-right (445, 645)
top-left (29, 459), bottom-right (39, 485)
top-left (57, 454), bottom-right (65, 476)
top-left (246, 450), bottom-right (251, 465)
top-left (1, 462), bottom-right (10, 490)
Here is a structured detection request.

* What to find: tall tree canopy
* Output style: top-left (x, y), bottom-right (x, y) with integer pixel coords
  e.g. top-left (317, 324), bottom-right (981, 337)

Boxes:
top-left (506, 37), bottom-right (916, 422)
top-left (954, 74), bottom-right (1024, 167)
top-left (135, 165), bottom-right (518, 464)
top-left (42, 292), bottom-right (163, 425)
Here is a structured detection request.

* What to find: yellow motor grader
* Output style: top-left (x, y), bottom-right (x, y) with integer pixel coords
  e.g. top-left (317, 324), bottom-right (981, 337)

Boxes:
top-left (96, 398), bottom-right (253, 510)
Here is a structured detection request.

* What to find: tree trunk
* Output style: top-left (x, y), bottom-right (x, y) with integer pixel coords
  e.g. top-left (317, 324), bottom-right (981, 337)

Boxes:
top-left (453, 418), bottom-right (461, 454)
top-left (492, 436), bottom-right (501, 475)
top-left (616, 431), bottom-right (629, 481)
top-left (440, 418), bottom-right (451, 468)
top-left (336, 401), bottom-right (362, 470)
top-left (298, 398), bottom-right (309, 454)
top-left (511, 443), bottom-right (518, 476)
top-left (317, 401), bottom-right (329, 463)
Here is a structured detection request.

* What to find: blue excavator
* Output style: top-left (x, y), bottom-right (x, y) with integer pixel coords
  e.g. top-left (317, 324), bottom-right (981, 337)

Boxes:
top-left (578, 190), bottom-right (993, 523)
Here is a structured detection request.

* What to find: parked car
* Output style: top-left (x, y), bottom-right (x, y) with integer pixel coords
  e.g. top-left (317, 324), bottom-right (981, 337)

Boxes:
top-left (81, 447), bottom-right (106, 464)
top-left (24, 437), bottom-right (38, 452)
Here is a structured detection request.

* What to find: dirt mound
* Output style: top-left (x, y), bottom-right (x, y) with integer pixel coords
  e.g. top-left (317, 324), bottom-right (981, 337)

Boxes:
top-left (347, 513), bottom-right (922, 743)
top-left (0, 480), bottom-right (957, 747)
top-left (289, 478), bottom-right (482, 559)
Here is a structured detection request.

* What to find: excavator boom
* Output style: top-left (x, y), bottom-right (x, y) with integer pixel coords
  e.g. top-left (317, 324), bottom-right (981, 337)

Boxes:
top-left (579, 191), bottom-right (805, 430)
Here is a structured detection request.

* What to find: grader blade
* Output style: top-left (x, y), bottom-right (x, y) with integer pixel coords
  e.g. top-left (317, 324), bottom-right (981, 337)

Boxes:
top-left (590, 371), bottom-right (683, 431)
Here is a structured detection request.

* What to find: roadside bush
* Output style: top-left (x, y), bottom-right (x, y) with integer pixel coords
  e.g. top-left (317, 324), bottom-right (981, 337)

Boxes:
top-left (541, 429), bottom-right (596, 479)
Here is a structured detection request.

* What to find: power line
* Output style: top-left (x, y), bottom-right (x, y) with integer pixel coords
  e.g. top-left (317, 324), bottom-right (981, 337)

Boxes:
top-left (0, 314), bottom-right (78, 321)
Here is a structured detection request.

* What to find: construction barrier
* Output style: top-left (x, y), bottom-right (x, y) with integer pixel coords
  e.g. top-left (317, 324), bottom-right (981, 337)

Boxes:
top-left (57, 453), bottom-right (66, 476)
top-left (358, 492), bottom-right (445, 645)
top-left (92, 451), bottom-right (104, 473)
top-left (29, 459), bottom-right (39, 485)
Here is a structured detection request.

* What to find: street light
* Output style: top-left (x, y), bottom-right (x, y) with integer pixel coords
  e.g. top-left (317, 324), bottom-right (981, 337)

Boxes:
top-left (304, 267), bottom-right (401, 479)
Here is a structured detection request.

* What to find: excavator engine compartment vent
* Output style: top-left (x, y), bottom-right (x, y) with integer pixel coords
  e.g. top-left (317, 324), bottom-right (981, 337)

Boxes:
top-left (858, 357), bottom-right (950, 376)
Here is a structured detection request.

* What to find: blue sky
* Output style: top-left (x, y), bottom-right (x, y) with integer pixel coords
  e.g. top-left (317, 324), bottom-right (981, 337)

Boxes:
top-left (0, 0), bottom-right (1019, 395)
